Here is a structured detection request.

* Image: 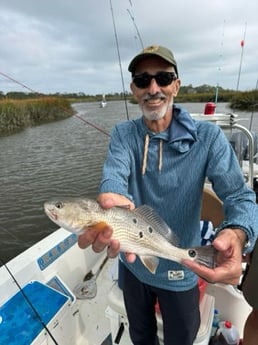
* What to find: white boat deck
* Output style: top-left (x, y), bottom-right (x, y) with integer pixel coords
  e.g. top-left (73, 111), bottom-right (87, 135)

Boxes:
top-left (0, 228), bottom-right (252, 345)
top-left (75, 259), bottom-right (116, 345)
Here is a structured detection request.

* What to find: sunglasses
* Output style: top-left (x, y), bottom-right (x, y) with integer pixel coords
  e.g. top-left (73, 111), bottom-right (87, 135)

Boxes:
top-left (132, 71), bottom-right (177, 89)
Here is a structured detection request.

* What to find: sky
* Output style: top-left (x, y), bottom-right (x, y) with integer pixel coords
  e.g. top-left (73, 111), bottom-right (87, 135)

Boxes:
top-left (0, 0), bottom-right (257, 95)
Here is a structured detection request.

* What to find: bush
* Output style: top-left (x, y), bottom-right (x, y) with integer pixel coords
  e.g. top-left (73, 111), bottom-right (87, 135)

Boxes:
top-left (0, 97), bottom-right (74, 135)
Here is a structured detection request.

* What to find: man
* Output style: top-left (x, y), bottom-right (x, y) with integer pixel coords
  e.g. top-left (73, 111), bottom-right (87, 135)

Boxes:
top-left (241, 240), bottom-right (258, 345)
top-left (78, 45), bottom-right (258, 345)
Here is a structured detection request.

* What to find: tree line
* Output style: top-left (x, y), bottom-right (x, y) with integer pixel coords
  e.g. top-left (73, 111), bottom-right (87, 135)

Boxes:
top-left (1, 85), bottom-right (258, 110)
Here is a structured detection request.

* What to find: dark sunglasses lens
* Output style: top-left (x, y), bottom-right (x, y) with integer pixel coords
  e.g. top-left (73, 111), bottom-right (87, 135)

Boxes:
top-left (133, 74), bottom-right (151, 88)
top-left (133, 72), bottom-right (176, 88)
top-left (156, 72), bottom-right (174, 86)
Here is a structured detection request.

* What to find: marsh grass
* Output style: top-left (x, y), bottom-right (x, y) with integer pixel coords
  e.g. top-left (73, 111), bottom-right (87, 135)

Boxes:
top-left (0, 97), bottom-right (74, 135)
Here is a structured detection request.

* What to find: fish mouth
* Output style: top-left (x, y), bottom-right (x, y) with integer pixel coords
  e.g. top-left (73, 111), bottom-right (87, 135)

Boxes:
top-left (44, 206), bottom-right (58, 221)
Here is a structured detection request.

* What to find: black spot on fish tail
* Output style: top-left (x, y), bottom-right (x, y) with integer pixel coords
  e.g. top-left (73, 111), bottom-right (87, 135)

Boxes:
top-left (188, 249), bottom-right (197, 258)
top-left (192, 245), bottom-right (217, 268)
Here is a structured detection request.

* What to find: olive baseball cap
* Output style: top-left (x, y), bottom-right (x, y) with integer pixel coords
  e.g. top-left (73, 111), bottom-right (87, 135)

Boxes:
top-left (128, 45), bottom-right (178, 76)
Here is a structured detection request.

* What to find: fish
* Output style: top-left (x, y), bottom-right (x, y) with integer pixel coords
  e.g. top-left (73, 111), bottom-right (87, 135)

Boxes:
top-left (44, 198), bottom-right (217, 274)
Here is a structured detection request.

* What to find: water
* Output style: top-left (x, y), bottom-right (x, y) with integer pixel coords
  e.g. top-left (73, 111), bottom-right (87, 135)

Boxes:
top-left (0, 101), bottom-right (256, 263)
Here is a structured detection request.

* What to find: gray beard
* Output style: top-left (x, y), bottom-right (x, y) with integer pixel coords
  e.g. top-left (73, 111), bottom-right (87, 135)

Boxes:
top-left (143, 110), bottom-right (166, 121)
top-left (141, 101), bottom-right (173, 121)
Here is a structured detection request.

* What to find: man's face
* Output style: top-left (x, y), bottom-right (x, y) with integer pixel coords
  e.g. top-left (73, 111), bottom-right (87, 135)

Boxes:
top-left (130, 56), bottom-right (180, 121)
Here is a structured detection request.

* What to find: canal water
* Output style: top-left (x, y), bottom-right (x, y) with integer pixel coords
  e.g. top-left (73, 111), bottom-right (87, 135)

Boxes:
top-left (0, 101), bottom-right (256, 262)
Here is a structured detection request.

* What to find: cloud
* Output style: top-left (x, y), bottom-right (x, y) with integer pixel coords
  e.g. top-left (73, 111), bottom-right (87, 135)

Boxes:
top-left (0, 0), bottom-right (257, 94)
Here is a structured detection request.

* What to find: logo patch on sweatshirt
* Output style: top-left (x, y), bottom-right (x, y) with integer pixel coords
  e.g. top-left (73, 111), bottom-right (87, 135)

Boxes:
top-left (168, 270), bottom-right (184, 280)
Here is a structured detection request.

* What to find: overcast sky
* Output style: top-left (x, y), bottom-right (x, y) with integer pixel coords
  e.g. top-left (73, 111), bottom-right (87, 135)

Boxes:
top-left (0, 0), bottom-right (257, 95)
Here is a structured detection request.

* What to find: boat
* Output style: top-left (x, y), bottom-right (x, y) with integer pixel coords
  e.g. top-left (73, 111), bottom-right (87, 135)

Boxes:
top-left (100, 94), bottom-right (107, 108)
top-left (0, 104), bottom-right (257, 345)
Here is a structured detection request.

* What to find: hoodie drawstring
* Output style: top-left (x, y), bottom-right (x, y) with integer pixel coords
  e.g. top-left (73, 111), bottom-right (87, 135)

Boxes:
top-left (142, 133), bottom-right (149, 175)
top-left (158, 140), bottom-right (163, 173)
top-left (142, 134), bottom-right (163, 175)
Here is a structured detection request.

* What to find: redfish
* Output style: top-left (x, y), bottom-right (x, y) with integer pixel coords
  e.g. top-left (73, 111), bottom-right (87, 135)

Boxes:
top-left (44, 198), bottom-right (216, 273)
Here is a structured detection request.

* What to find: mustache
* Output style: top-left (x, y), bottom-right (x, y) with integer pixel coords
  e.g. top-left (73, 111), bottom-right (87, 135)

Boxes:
top-left (143, 92), bottom-right (166, 101)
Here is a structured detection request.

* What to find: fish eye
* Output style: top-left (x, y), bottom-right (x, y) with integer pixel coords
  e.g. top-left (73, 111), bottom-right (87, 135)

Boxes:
top-left (139, 231), bottom-right (144, 238)
top-left (148, 226), bottom-right (153, 233)
top-left (55, 202), bottom-right (63, 209)
top-left (188, 249), bottom-right (197, 258)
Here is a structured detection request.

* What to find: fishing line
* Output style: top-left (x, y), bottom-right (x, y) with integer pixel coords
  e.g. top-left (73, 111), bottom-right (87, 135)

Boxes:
top-left (127, 2), bottom-right (144, 49)
top-left (109, 0), bottom-right (129, 120)
top-left (0, 258), bottom-right (59, 345)
top-left (0, 71), bottom-right (110, 136)
top-left (0, 71), bottom-right (109, 342)
top-left (0, 12), bottom-right (132, 338)
top-left (0, 224), bottom-right (31, 247)
top-left (215, 19), bottom-right (226, 104)
top-left (0, 71), bottom-right (42, 95)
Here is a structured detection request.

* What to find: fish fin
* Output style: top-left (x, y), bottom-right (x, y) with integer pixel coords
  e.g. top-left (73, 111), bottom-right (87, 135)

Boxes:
top-left (139, 255), bottom-right (159, 274)
top-left (134, 205), bottom-right (178, 245)
top-left (92, 221), bottom-right (109, 231)
top-left (192, 245), bottom-right (217, 268)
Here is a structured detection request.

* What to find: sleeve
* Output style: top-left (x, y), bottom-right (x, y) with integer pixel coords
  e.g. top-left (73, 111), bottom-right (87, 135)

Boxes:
top-left (206, 127), bottom-right (258, 252)
top-left (99, 124), bottom-right (134, 201)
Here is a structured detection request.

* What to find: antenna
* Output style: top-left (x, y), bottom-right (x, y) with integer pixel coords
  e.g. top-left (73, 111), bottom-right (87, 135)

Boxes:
top-left (236, 22), bottom-right (247, 91)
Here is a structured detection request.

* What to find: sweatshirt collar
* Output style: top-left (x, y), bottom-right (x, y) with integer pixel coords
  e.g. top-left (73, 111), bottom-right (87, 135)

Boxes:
top-left (139, 104), bottom-right (198, 152)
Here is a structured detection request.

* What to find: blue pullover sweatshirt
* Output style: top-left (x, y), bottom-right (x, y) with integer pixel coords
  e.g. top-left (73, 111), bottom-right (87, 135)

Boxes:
top-left (99, 104), bottom-right (258, 291)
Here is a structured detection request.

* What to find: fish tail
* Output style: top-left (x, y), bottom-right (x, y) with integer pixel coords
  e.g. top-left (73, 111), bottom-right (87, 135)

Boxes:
top-left (192, 245), bottom-right (217, 268)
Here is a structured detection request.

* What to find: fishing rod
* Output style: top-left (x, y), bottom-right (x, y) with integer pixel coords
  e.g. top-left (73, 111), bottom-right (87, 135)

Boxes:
top-left (109, 0), bottom-right (129, 120)
top-left (0, 257), bottom-right (59, 344)
top-left (0, 71), bottom-right (110, 137)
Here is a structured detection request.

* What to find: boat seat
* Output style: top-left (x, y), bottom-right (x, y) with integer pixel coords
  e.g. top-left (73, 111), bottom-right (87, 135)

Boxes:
top-left (201, 188), bottom-right (224, 228)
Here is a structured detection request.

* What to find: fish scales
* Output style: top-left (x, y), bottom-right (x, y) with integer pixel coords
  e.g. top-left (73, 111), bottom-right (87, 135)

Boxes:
top-left (44, 198), bottom-right (217, 273)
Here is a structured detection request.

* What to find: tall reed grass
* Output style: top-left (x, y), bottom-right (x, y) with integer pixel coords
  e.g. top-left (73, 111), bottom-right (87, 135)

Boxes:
top-left (0, 97), bottom-right (74, 135)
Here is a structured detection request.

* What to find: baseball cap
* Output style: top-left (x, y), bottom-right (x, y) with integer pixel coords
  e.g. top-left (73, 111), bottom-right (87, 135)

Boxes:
top-left (128, 45), bottom-right (178, 76)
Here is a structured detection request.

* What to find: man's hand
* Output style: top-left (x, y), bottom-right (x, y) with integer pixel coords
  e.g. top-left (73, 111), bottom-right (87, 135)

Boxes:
top-left (183, 228), bottom-right (246, 285)
top-left (77, 193), bottom-right (135, 258)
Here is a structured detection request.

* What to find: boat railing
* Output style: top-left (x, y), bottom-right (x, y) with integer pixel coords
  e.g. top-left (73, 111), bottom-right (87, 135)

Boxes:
top-left (191, 113), bottom-right (255, 188)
